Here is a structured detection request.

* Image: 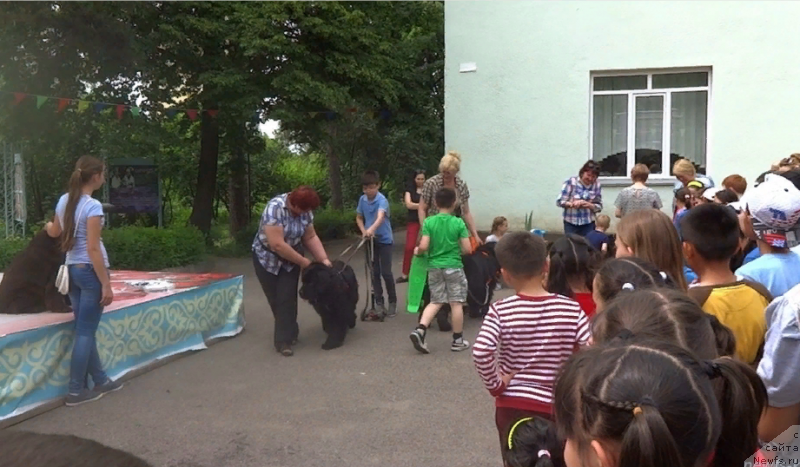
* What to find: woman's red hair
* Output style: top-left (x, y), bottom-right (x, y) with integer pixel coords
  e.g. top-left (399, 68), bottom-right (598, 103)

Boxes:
top-left (288, 186), bottom-right (321, 211)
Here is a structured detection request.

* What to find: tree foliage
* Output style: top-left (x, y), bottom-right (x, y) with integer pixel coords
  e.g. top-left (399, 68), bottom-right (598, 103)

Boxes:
top-left (0, 1), bottom-right (444, 235)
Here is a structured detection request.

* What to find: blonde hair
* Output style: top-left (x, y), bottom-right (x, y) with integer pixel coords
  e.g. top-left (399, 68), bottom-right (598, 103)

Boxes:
top-left (439, 150), bottom-right (462, 174)
top-left (491, 216), bottom-right (507, 234)
top-left (596, 214), bottom-right (611, 229)
top-left (672, 159), bottom-right (696, 179)
top-left (616, 210), bottom-right (688, 290)
top-left (631, 163), bottom-right (650, 183)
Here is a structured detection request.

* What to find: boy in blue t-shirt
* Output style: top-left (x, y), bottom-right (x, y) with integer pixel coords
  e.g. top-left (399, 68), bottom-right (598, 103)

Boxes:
top-left (356, 170), bottom-right (397, 320)
top-left (585, 214), bottom-right (611, 253)
top-left (735, 173), bottom-right (800, 297)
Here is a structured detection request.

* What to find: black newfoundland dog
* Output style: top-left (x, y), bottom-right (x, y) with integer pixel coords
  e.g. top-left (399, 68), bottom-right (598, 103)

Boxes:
top-left (299, 260), bottom-right (359, 350)
top-left (0, 230), bottom-right (70, 314)
top-left (419, 242), bottom-right (501, 331)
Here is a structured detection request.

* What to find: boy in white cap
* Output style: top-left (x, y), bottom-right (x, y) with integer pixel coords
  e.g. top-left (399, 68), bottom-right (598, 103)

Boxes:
top-left (735, 171), bottom-right (800, 297)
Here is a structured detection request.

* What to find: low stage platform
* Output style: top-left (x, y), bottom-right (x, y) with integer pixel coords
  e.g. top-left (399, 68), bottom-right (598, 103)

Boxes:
top-left (0, 270), bottom-right (244, 424)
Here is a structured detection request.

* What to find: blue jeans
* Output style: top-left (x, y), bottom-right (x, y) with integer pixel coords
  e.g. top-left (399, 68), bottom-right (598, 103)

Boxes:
top-left (563, 221), bottom-right (595, 237)
top-left (67, 264), bottom-right (109, 394)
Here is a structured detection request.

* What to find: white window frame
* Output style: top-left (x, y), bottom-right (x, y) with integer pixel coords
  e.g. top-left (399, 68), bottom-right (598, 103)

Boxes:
top-left (589, 68), bottom-right (712, 185)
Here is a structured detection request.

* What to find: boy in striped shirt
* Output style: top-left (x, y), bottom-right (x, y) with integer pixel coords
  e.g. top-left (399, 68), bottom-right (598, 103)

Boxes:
top-left (472, 231), bottom-right (590, 454)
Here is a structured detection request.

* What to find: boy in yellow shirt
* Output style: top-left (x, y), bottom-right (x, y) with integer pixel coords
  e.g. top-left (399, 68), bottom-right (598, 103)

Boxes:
top-left (682, 203), bottom-right (772, 364)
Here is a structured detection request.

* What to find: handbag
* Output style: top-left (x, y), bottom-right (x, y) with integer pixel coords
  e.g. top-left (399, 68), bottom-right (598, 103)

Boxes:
top-left (55, 201), bottom-right (88, 295)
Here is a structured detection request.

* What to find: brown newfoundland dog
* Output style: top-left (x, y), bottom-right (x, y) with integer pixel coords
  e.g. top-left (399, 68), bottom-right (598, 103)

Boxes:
top-left (0, 229), bottom-right (70, 314)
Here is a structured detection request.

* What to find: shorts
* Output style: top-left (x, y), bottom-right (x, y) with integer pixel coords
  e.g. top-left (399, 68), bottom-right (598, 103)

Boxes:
top-left (428, 267), bottom-right (467, 304)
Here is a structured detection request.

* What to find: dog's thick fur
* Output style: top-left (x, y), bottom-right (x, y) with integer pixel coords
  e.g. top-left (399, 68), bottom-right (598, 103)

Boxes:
top-left (418, 242), bottom-right (501, 330)
top-left (299, 260), bottom-right (359, 350)
top-left (0, 230), bottom-right (70, 314)
top-left (0, 430), bottom-right (152, 467)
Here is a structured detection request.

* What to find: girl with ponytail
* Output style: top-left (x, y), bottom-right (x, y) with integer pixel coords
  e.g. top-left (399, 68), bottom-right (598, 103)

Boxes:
top-left (591, 257), bottom-right (674, 312)
top-left (504, 416), bottom-right (564, 467)
top-left (546, 235), bottom-right (600, 316)
top-left (48, 156), bottom-right (122, 406)
top-left (591, 288), bottom-right (734, 359)
top-left (555, 338), bottom-right (766, 467)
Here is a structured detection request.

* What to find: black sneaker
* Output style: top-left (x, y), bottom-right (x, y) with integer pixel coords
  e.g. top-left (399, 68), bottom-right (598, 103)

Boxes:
top-left (65, 389), bottom-right (103, 407)
top-left (409, 329), bottom-right (429, 354)
top-left (95, 379), bottom-right (124, 394)
top-left (385, 302), bottom-right (398, 318)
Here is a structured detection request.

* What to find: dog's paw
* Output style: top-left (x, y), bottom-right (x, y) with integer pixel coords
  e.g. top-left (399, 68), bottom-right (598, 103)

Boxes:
top-left (321, 340), bottom-right (343, 350)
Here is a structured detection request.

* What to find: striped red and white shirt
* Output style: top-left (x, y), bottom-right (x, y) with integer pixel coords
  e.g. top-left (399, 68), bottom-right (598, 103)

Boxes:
top-left (473, 294), bottom-right (591, 413)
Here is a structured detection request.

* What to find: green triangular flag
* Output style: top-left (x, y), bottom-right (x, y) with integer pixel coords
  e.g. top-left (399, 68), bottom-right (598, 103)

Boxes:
top-left (130, 106), bottom-right (140, 117)
top-left (36, 96), bottom-right (48, 109)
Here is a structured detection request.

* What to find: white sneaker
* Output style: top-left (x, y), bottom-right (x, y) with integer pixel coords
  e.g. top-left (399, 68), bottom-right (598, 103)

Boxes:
top-left (451, 338), bottom-right (470, 352)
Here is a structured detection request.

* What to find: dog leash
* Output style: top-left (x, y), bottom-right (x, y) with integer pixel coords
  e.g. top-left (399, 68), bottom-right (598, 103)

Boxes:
top-left (334, 237), bottom-right (368, 268)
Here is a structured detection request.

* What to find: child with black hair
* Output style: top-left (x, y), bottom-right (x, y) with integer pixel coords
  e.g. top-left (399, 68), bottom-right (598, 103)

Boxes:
top-left (504, 416), bottom-right (564, 467)
top-left (682, 203), bottom-right (772, 364)
top-left (356, 170), bottom-right (396, 319)
top-left (474, 231), bottom-right (590, 456)
top-left (713, 188), bottom-right (739, 204)
top-left (672, 187), bottom-right (692, 239)
top-left (554, 339), bottom-right (767, 467)
top-left (546, 235), bottom-right (600, 317)
top-left (591, 257), bottom-right (674, 313)
top-left (591, 288), bottom-right (736, 359)
top-left (410, 187), bottom-right (472, 353)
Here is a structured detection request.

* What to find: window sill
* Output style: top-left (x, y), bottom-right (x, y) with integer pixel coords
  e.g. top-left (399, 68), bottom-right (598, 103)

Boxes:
top-left (599, 177), bottom-right (676, 187)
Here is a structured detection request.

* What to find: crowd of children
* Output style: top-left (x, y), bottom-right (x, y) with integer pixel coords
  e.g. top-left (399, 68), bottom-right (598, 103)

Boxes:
top-left (352, 154), bottom-right (800, 467)
top-left (466, 160), bottom-right (800, 467)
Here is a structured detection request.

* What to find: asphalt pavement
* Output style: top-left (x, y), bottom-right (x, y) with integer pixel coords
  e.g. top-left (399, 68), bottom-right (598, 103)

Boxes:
top-left (11, 232), bottom-right (512, 467)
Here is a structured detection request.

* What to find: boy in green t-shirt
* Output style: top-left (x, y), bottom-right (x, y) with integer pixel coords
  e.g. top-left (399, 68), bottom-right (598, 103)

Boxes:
top-left (410, 187), bottom-right (472, 353)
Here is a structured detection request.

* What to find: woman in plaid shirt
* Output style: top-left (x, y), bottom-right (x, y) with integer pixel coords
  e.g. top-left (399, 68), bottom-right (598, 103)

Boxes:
top-left (556, 161), bottom-right (603, 237)
top-left (418, 151), bottom-right (481, 244)
top-left (252, 186), bottom-right (332, 357)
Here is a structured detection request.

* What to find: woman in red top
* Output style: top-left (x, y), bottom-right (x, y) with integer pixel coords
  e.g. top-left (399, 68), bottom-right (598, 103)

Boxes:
top-left (545, 235), bottom-right (600, 317)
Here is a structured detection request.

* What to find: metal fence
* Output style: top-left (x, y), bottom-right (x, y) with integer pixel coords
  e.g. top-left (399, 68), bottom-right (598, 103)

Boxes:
top-left (2, 142), bottom-right (26, 238)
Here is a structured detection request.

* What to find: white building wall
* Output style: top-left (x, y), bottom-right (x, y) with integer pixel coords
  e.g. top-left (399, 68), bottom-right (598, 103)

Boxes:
top-left (445, 1), bottom-right (800, 232)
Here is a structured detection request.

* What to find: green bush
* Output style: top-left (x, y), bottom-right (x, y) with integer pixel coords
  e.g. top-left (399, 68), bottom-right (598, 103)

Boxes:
top-left (1, 225), bottom-right (207, 272)
top-left (0, 237), bottom-right (29, 271)
top-left (389, 201), bottom-right (408, 231)
top-left (104, 225), bottom-right (206, 270)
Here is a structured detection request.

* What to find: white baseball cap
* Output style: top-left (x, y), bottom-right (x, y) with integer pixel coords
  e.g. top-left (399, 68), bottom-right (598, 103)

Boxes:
top-left (741, 174), bottom-right (800, 248)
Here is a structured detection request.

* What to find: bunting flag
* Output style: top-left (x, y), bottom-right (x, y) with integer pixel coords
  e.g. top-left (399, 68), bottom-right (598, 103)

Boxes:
top-left (308, 111), bottom-right (318, 118)
top-left (1, 90), bottom-right (218, 121)
top-left (57, 98), bottom-right (71, 113)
